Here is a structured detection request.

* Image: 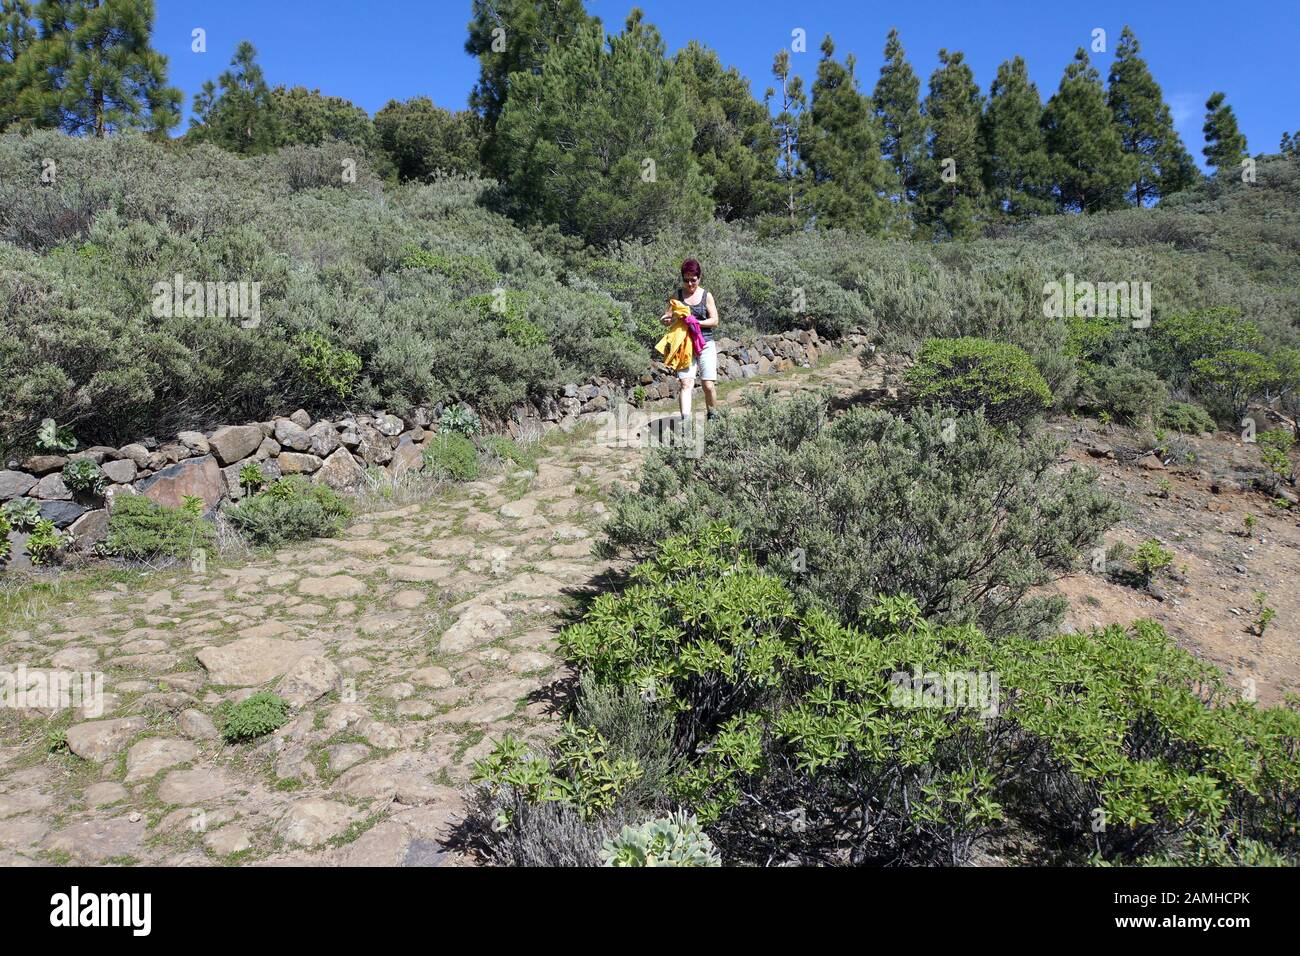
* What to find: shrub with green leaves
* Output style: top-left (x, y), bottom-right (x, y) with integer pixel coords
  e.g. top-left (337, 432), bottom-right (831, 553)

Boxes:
top-left (1160, 401), bottom-right (1216, 434)
top-left (600, 812), bottom-right (721, 867)
top-left (906, 337), bottom-right (1053, 425)
top-left (238, 460), bottom-right (268, 493)
top-left (482, 434), bottom-right (537, 473)
top-left (1258, 429), bottom-right (1295, 484)
top-left (225, 476), bottom-right (351, 547)
top-left (0, 510), bottom-right (10, 563)
top-left (293, 331), bottom-right (361, 405)
top-left (25, 518), bottom-right (68, 566)
top-left (601, 392), bottom-right (1121, 638)
top-left (1131, 539), bottom-right (1174, 584)
top-left (1088, 363), bottom-right (1168, 426)
top-left (35, 418), bottom-right (77, 452)
top-left (221, 692), bottom-right (289, 742)
top-left (422, 432), bottom-right (479, 481)
top-left (438, 403), bottom-right (481, 437)
top-left (62, 458), bottom-right (106, 497)
top-left (102, 494), bottom-right (215, 562)
top-left (2, 497), bottom-right (41, 531)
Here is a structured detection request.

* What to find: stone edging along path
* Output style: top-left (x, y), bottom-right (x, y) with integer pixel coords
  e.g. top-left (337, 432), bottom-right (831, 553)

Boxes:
top-left (0, 347), bottom-right (885, 867)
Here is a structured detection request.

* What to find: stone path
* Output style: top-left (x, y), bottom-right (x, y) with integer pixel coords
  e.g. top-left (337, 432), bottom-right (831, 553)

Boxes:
top-left (0, 349), bottom-right (882, 866)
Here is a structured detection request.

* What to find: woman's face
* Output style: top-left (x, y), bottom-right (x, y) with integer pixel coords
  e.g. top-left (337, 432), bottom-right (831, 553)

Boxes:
top-left (682, 273), bottom-right (700, 292)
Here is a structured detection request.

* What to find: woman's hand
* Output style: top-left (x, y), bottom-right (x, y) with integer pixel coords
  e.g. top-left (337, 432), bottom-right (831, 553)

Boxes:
top-left (660, 310), bottom-right (674, 326)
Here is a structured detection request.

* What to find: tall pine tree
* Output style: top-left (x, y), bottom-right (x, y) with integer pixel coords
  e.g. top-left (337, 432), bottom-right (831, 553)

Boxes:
top-left (918, 48), bottom-right (984, 238)
top-left (189, 41), bottom-right (280, 154)
top-left (769, 47), bottom-right (807, 229)
top-left (13, 0), bottom-right (178, 136)
top-left (801, 35), bottom-right (892, 233)
top-left (1202, 91), bottom-right (1248, 178)
top-left (0, 0), bottom-right (36, 129)
top-left (979, 56), bottom-right (1053, 219)
top-left (674, 39), bottom-right (780, 221)
top-left (465, 0), bottom-right (595, 175)
top-left (1042, 48), bottom-right (1134, 212)
top-left (872, 28), bottom-right (925, 210)
top-left (1106, 26), bottom-right (1197, 204)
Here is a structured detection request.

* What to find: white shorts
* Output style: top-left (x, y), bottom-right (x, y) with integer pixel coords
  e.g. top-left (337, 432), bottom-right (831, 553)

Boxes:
top-left (678, 340), bottom-right (718, 382)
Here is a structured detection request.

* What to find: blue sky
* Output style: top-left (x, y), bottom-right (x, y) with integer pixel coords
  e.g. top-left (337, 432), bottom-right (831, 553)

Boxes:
top-left (156, 1), bottom-right (1299, 166)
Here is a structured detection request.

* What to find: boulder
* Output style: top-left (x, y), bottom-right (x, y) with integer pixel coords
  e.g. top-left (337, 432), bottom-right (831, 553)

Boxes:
top-left (388, 437), bottom-right (423, 479)
top-left (21, 455), bottom-right (67, 476)
top-left (101, 459), bottom-right (137, 484)
top-left (69, 509), bottom-right (109, 548)
top-left (39, 500), bottom-right (87, 528)
top-left (290, 409), bottom-right (312, 429)
top-left (374, 414), bottom-right (404, 437)
top-left (439, 604), bottom-right (511, 653)
top-left (196, 636), bottom-right (325, 686)
top-left (33, 473), bottom-right (71, 500)
top-left (307, 422), bottom-right (341, 458)
top-left (278, 452), bottom-right (323, 475)
top-left (256, 437), bottom-right (280, 459)
top-left (0, 470), bottom-right (36, 501)
top-left (65, 716), bottom-right (148, 762)
top-left (313, 448), bottom-right (366, 491)
top-left (277, 655), bottom-right (342, 708)
top-left (177, 431), bottom-right (210, 455)
top-left (118, 444), bottom-right (150, 468)
top-left (274, 418), bottom-right (312, 451)
top-left (137, 455), bottom-right (223, 515)
top-left (208, 425), bottom-right (263, 466)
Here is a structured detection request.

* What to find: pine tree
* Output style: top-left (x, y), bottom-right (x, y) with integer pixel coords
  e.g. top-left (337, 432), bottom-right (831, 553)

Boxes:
top-left (13, 0), bottom-right (178, 136)
top-left (272, 86), bottom-right (375, 150)
top-left (465, 0), bottom-right (595, 173)
top-left (801, 35), bottom-right (892, 233)
top-left (494, 15), bottom-right (710, 245)
top-left (872, 28), bottom-right (925, 209)
top-left (1202, 91), bottom-right (1248, 177)
top-left (1042, 48), bottom-right (1134, 212)
top-left (674, 40), bottom-right (780, 221)
top-left (189, 41), bottom-right (280, 154)
top-left (1282, 131), bottom-right (1299, 158)
top-left (0, 0), bottom-right (36, 129)
top-left (979, 56), bottom-right (1053, 219)
top-left (374, 97), bottom-right (482, 180)
top-left (918, 48), bottom-right (984, 238)
top-left (769, 48), bottom-right (807, 229)
top-left (1106, 26), bottom-right (1197, 204)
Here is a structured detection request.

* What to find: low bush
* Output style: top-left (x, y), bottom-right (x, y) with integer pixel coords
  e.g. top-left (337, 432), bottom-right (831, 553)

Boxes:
top-left (1088, 363), bottom-right (1168, 426)
top-left (102, 495), bottom-right (215, 562)
top-left (482, 434), bottom-right (537, 473)
top-left (221, 692), bottom-right (289, 742)
top-left (2, 497), bottom-right (40, 531)
top-left (25, 518), bottom-right (69, 566)
top-left (600, 812), bottom-right (721, 867)
top-left (438, 403), bottom-right (481, 437)
top-left (1160, 401), bottom-right (1216, 434)
top-left (62, 458), bottom-right (106, 497)
top-left (0, 511), bottom-right (10, 563)
top-left (225, 476), bottom-right (351, 547)
top-left (422, 432), bottom-right (479, 481)
top-left (905, 337), bottom-right (1053, 425)
top-left (600, 392), bottom-right (1121, 638)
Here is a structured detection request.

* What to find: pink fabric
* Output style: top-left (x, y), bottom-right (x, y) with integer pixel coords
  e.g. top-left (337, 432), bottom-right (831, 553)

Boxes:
top-left (682, 313), bottom-right (707, 355)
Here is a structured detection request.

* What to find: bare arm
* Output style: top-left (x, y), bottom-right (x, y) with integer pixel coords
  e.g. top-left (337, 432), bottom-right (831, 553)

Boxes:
top-left (699, 292), bottom-right (720, 330)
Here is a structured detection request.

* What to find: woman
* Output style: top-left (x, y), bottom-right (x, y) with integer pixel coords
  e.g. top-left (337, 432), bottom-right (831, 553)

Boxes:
top-left (660, 258), bottom-right (720, 421)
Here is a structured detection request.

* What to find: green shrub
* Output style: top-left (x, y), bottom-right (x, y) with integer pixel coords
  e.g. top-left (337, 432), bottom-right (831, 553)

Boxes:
top-left (1160, 401), bottom-right (1216, 434)
top-left (422, 432), bottom-right (479, 481)
top-left (1089, 364), bottom-right (1168, 426)
top-left (600, 812), bottom-right (721, 867)
top-left (35, 418), bottom-right (77, 452)
top-left (25, 518), bottom-right (68, 566)
top-left (906, 337), bottom-right (1053, 425)
top-left (102, 494), bottom-right (215, 562)
top-left (221, 692), bottom-right (289, 742)
top-left (1131, 539), bottom-right (1174, 584)
top-left (438, 403), bottom-right (481, 437)
top-left (293, 331), bottom-right (361, 404)
top-left (238, 460), bottom-right (268, 493)
top-left (1259, 429), bottom-right (1295, 483)
top-left (600, 392), bottom-right (1121, 638)
top-left (2, 497), bottom-right (40, 531)
top-left (225, 476), bottom-right (351, 547)
top-left (62, 458), bottom-right (106, 497)
top-left (0, 510), bottom-right (10, 563)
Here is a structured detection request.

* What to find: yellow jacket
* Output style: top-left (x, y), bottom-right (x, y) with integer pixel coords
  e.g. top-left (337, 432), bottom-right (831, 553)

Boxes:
top-left (655, 300), bottom-right (695, 371)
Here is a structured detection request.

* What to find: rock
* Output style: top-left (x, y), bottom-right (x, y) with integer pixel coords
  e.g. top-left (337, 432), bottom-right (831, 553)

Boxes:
top-left (100, 458), bottom-right (137, 484)
top-left (1135, 453), bottom-right (1166, 471)
top-left (118, 443), bottom-right (150, 468)
top-left (256, 437), bottom-right (280, 459)
top-left (278, 451), bottom-right (323, 475)
top-left (65, 716), bottom-right (148, 762)
top-left (21, 455), bottom-right (67, 476)
top-left (0, 470), bottom-right (36, 502)
top-left (500, 498), bottom-right (537, 519)
top-left (137, 455), bottom-right (223, 515)
top-left (290, 409), bottom-right (312, 429)
top-left (277, 655), bottom-right (342, 708)
top-left (388, 437), bottom-right (423, 479)
top-left (274, 418), bottom-right (312, 451)
top-left (208, 425), bottom-right (264, 466)
top-left (52, 646), bottom-right (98, 668)
top-left (313, 448), bottom-right (366, 491)
top-left (157, 767), bottom-right (237, 805)
top-left (204, 825), bottom-right (252, 856)
top-left (196, 636), bottom-right (326, 686)
top-left (1086, 444), bottom-right (1115, 460)
top-left (275, 798), bottom-right (357, 847)
top-left (84, 782), bottom-right (129, 808)
top-left (439, 604), bottom-right (511, 653)
top-left (308, 422), bottom-right (341, 458)
top-left (39, 499), bottom-right (87, 528)
top-left (33, 473), bottom-right (71, 500)
top-left (411, 666), bottom-right (453, 688)
top-left (125, 737), bottom-right (199, 782)
top-left (443, 698), bottom-right (516, 724)
top-left (299, 574), bottom-right (366, 598)
top-left (45, 816), bottom-right (146, 864)
top-left (68, 509), bottom-right (109, 547)
top-left (177, 431), bottom-right (210, 455)
top-left (374, 414), bottom-right (404, 437)
top-left (177, 709), bottom-right (219, 740)
top-left (327, 743), bottom-right (371, 774)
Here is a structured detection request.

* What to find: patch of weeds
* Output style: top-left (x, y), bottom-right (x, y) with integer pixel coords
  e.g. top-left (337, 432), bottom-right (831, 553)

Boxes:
top-left (220, 692), bottom-right (289, 743)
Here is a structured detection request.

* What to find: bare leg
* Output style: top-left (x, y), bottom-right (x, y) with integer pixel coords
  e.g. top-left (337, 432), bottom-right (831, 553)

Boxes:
top-left (701, 380), bottom-right (717, 412)
top-left (679, 376), bottom-right (694, 418)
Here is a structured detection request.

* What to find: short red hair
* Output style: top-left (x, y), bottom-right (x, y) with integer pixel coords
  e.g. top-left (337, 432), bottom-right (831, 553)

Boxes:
top-left (680, 258), bottom-right (702, 279)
